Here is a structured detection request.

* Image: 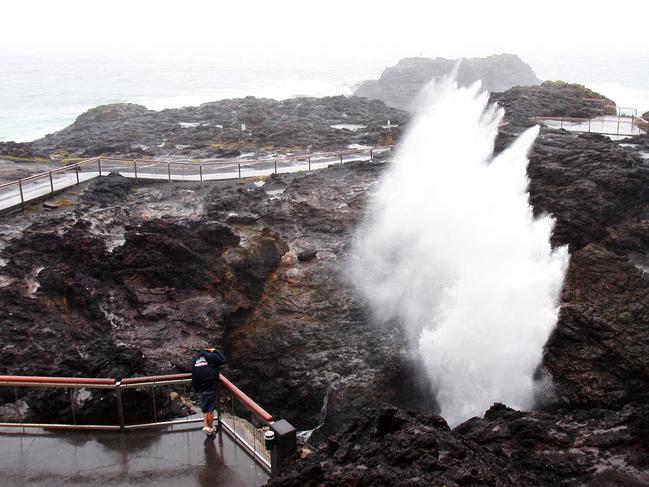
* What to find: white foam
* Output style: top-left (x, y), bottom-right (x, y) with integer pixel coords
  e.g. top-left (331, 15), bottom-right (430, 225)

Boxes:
top-left (351, 77), bottom-right (569, 427)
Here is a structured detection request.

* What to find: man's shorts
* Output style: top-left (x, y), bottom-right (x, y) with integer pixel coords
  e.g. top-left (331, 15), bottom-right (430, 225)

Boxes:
top-left (200, 390), bottom-right (218, 413)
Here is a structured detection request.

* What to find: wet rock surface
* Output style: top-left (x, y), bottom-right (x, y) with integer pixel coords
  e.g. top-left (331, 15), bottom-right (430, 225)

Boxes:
top-left (23, 97), bottom-right (405, 159)
top-left (269, 403), bottom-right (649, 486)
top-left (1, 85), bottom-right (649, 484)
top-left (0, 163), bottom-right (434, 430)
top-left (492, 81), bottom-right (617, 126)
top-left (355, 54), bottom-right (540, 110)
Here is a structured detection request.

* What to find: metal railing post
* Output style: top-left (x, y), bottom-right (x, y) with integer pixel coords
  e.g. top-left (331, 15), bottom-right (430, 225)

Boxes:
top-left (199, 164), bottom-right (203, 182)
top-left (560, 120), bottom-right (563, 129)
top-left (617, 116), bottom-right (621, 135)
top-left (167, 163), bottom-right (171, 182)
top-left (217, 389), bottom-right (222, 430)
top-left (115, 381), bottom-right (126, 430)
top-left (75, 166), bottom-right (80, 184)
top-left (69, 387), bottom-right (77, 425)
top-left (274, 159), bottom-right (277, 174)
top-left (231, 390), bottom-right (236, 436)
top-left (152, 387), bottom-right (157, 423)
top-left (340, 153), bottom-right (343, 163)
top-left (18, 180), bottom-right (24, 209)
top-left (588, 119), bottom-right (592, 133)
top-left (98, 158), bottom-right (102, 176)
top-left (238, 162), bottom-right (241, 180)
top-left (308, 156), bottom-right (311, 171)
top-left (49, 171), bottom-right (54, 194)
top-left (370, 148), bottom-right (373, 161)
top-left (133, 160), bottom-right (138, 180)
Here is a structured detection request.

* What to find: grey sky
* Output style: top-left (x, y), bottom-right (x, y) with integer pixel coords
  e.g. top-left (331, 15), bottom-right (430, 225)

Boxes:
top-left (2, 0), bottom-right (648, 62)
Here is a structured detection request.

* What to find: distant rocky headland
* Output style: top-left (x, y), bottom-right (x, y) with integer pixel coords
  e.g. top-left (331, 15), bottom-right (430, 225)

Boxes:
top-left (355, 54), bottom-right (541, 110)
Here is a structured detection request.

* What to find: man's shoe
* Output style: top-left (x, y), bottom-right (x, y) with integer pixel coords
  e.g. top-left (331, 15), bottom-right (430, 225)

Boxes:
top-left (209, 426), bottom-right (217, 436)
top-left (202, 426), bottom-right (212, 436)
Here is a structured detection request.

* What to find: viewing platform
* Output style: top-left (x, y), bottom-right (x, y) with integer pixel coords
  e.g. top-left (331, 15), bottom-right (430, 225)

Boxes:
top-left (0, 373), bottom-right (298, 486)
top-left (1, 423), bottom-right (268, 486)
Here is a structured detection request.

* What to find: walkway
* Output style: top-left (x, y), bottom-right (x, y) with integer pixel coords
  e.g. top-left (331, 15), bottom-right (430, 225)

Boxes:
top-left (534, 115), bottom-right (647, 139)
top-left (0, 423), bottom-right (268, 487)
top-left (0, 146), bottom-right (390, 214)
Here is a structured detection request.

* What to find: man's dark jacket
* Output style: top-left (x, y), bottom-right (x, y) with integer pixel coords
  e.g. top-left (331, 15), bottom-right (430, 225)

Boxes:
top-left (191, 349), bottom-right (226, 392)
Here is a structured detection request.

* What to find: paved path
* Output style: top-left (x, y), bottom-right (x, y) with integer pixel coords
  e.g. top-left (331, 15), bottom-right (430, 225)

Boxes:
top-left (0, 149), bottom-right (386, 213)
top-left (0, 423), bottom-right (268, 486)
top-left (541, 115), bottom-right (644, 139)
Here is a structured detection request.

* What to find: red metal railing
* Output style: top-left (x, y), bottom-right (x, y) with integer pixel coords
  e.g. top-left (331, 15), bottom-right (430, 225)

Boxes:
top-left (0, 375), bottom-right (115, 386)
top-left (118, 373), bottom-right (273, 423)
top-left (0, 372), bottom-right (275, 470)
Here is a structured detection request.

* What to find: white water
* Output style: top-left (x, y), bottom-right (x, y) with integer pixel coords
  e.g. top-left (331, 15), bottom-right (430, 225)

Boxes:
top-left (350, 77), bottom-right (569, 427)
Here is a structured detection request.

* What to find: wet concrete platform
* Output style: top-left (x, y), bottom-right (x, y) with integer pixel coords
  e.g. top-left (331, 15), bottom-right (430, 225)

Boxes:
top-left (0, 424), bottom-right (268, 486)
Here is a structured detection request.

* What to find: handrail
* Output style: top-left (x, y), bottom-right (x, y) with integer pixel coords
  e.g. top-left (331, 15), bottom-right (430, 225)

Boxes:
top-left (0, 375), bottom-right (115, 386)
top-left (0, 372), bottom-right (273, 423)
top-left (120, 373), bottom-right (190, 385)
top-left (0, 145), bottom-right (390, 190)
top-left (530, 116), bottom-right (592, 122)
top-left (0, 371), bottom-right (278, 473)
top-left (219, 374), bottom-right (273, 424)
top-left (120, 372), bottom-right (273, 423)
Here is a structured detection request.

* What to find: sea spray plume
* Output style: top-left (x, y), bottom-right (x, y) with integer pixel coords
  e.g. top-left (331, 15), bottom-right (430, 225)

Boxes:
top-left (350, 76), bottom-right (569, 427)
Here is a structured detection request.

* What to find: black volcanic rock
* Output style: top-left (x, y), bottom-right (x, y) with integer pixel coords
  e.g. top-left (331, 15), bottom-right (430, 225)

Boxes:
top-left (2, 107), bottom-right (649, 484)
top-left (0, 141), bottom-right (37, 159)
top-left (268, 403), bottom-right (649, 486)
top-left (28, 96), bottom-right (406, 159)
top-left (355, 54), bottom-right (540, 110)
top-left (492, 81), bottom-right (616, 126)
top-left (515, 130), bottom-right (649, 251)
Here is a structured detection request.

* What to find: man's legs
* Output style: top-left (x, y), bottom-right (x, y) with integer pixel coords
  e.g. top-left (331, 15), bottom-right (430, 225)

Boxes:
top-left (205, 411), bottom-right (214, 429)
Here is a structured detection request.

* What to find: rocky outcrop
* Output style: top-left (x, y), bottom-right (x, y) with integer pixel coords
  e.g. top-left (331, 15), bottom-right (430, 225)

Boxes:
top-left (492, 81), bottom-right (616, 126)
top-left (0, 141), bottom-right (37, 160)
top-left (355, 54), bottom-right (540, 110)
top-left (2, 91), bottom-right (649, 483)
top-left (25, 96), bottom-right (405, 159)
top-left (269, 403), bottom-right (649, 486)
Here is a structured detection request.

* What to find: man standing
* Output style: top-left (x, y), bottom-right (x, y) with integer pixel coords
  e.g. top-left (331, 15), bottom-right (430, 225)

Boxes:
top-left (191, 347), bottom-right (226, 436)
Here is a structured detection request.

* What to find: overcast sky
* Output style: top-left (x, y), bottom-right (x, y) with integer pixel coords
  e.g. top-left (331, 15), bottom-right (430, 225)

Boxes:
top-left (2, 0), bottom-right (648, 63)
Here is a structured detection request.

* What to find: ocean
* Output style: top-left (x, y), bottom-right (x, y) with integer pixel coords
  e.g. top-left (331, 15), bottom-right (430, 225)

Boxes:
top-left (1, 52), bottom-right (648, 143)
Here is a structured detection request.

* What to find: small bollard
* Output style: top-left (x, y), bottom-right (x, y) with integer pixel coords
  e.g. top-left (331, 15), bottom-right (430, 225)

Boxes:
top-left (264, 430), bottom-right (276, 451)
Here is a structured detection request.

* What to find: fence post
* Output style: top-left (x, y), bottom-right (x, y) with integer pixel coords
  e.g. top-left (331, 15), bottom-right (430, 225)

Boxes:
top-left (133, 160), bottom-right (138, 180)
top-left (75, 166), bottom-right (80, 184)
top-left (167, 163), bottom-right (171, 182)
top-left (238, 161), bottom-right (241, 180)
top-left (370, 149), bottom-right (373, 161)
top-left (199, 164), bottom-right (203, 182)
top-left (340, 153), bottom-right (343, 163)
top-left (308, 156), bottom-right (311, 171)
top-left (617, 116), bottom-right (621, 135)
top-left (98, 158), bottom-right (102, 176)
top-left (115, 381), bottom-right (126, 431)
top-left (274, 159), bottom-right (277, 175)
top-left (588, 119), bottom-right (591, 133)
top-left (18, 180), bottom-right (24, 209)
top-left (69, 388), bottom-right (77, 425)
top-left (49, 171), bottom-right (54, 194)
top-left (560, 120), bottom-right (563, 129)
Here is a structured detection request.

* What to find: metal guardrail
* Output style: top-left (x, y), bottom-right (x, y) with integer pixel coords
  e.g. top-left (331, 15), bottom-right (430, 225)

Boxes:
top-left (0, 145), bottom-right (394, 214)
top-left (531, 114), bottom-right (649, 137)
top-left (0, 372), bottom-right (275, 471)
